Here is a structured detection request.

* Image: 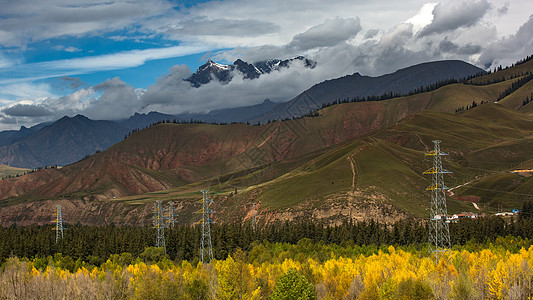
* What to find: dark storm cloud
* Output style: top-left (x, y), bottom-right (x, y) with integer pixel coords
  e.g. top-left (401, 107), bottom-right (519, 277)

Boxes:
top-left (439, 38), bottom-right (481, 55)
top-left (289, 17), bottom-right (362, 50)
top-left (2, 104), bottom-right (53, 117)
top-left (419, 0), bottom-right (491, 37)
top-left (53, 77), bottom-right (86, 91)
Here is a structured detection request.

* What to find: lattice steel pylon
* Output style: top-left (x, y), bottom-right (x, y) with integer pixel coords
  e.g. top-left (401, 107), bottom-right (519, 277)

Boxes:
top-left (167, 201), bottom-right (176, 228)
top-left (53, 204), bottom-right (64, 243)
top-left (197, 189), bottom-right (214, 263)
top-left (423, 140), bottom-right (452, 263)
top-left (153, 200), bottom-right (167, 252)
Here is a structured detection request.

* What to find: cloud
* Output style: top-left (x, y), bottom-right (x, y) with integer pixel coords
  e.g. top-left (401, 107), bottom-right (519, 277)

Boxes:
top-left (497, 2), bottom-right (510, 16)
top-left (165, 18), bottom-right (280, 37)
top-left (53, 77), bottom-right (86, 91)
top-left (0, 0), bottom-right (173, 47)
top-left (44, 45), bottom-right (213, 72)
top-left (0, 82), bottom-right (56, 101)
top-left (438, 38), bottom-right (481, 55)
top-left (0, 44), bottom-right (213, 86)
top-left (478, 14), bottom-right (533, 69)
top-left (0, 55), bottom-right (13, 68)
top-left (288, 17), bottom-right (362, 50)
top-left (211, 17), bottom-right (363, 64)
top-left (2, 104), bottom-right (54, 117)
top-left (0, 77), bottom-right (139, 126)
top-left (2, 0), bottom-right (533, 131)
top-left (364, 29), bottom-right (379, 39)
top-left (140, 59), bottom-right (325, 115)
top-left (53, 45), bottom-right (82, 52)
top-left (83, 77), bottom-right (140, 120)
top-left (419, 0), bottom-right (491, 36)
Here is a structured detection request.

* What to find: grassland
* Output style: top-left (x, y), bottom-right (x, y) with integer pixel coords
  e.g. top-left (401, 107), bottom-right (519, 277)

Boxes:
top-left (0, 164), bottom-right (29, 178)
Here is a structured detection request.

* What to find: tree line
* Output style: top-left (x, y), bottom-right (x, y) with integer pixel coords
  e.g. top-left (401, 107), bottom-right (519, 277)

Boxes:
top-left (2, 208), bottom-right (533, 265)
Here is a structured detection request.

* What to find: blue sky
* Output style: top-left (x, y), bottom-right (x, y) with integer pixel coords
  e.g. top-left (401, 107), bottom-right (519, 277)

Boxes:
top-left (0, 0), bottom-right (532, 130)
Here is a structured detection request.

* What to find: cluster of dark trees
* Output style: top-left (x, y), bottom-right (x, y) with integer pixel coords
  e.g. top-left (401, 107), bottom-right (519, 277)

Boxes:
top-left (0, 165), bottom-right (59, 180)
top-left (523, 93), bottom-right (533, 107)
top-left (455, 100), bottom-right (488, 113)
top-left (484, 54), bottom-right (533, 75)
top-left (2, 201), bottom-right (533, 265)
top-left (123, 118), bottom-right (267, 141)
top-left (319, 78), bottom-right (466, 111)
top-left (497, 72), bottom-right (533, 101)
top-left (511, 54), bottom-right (533, 68)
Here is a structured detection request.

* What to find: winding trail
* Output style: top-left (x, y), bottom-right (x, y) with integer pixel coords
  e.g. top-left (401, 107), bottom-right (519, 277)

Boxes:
top-left (347, 145), bottom-right (366, 192)
top-left (415, 133), bottom-right (430, 152)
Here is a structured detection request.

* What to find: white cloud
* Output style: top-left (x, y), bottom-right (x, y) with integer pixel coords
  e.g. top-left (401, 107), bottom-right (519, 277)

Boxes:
top-left (141, 59), bottom-right (327, 114)
top-left (0, 55), bottom-right (13, 68)
top-left (53, 45), bottom-right (82, 52)
top-left (406, 3), bottom-right (437, 34)
top-left (42, 44), bottom-right (214, 72)
top-left (0, 0), bottom-right (174, 47)
top-left (0, 44), bottom-right (214, 86)
top-left (418, 0), bottom-right (491, 36)
top-left (0, 82), bottom-right (56, 101)
top-left (479, 15), bottom-right (533, 69)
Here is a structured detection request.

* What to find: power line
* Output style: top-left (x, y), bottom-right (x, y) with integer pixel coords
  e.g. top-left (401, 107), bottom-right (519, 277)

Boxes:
top-left (453, 185), bottom-right (533, 197)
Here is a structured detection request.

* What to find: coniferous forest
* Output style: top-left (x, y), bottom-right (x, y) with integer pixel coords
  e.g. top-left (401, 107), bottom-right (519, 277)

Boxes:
top-left (2, 214), bottom-right (533, 264)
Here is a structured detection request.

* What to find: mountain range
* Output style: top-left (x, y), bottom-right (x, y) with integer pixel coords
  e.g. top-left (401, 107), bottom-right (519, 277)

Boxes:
top-left (254, 60), bottom-right (485, 122)
top-left (0, 59), bottom-right (485, 169)
top-left (0, 56), bottom-right (532, 226)
top-left (184, 56), bottom-right (316, 87)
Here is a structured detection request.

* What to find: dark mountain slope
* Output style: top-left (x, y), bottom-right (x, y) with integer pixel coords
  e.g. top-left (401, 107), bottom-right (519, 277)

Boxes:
top-left (0, 76), bottom-right (515, 203)
top-left (119, 111), bottom-right (178, 131)
top-left (0, 115), bottom-right (128, 168)
top-left (256, 60), bottom-right (485, 121)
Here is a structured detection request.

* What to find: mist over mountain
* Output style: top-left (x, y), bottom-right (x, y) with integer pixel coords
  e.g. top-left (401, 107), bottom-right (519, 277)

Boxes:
top-left (185, 56), bottom-right (316, 87)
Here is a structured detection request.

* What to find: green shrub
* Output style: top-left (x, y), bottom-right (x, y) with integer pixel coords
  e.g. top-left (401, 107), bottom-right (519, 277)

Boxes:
top-left (269, 268), bottom-right (316, 300)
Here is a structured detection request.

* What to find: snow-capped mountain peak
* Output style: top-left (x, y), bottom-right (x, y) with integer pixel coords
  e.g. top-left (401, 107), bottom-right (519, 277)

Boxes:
top-left (185, 56), bottom-right (316, 87)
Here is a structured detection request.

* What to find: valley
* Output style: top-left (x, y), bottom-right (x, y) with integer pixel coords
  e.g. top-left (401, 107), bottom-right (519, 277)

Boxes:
top-left (0, 58), bottom-right (532, 226)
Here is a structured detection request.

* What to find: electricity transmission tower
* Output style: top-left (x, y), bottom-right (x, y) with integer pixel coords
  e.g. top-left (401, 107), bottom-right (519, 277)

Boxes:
top-left (197, 189), bottom-right (214, 263)
top-left (423, 140), bottom-right (452, 263)
top-left (153, 200), bottom-right (167, 252)
top-left (53, 204), bottom-right (64, 243)
top-left (167, 201), bottom-right (176, 228)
